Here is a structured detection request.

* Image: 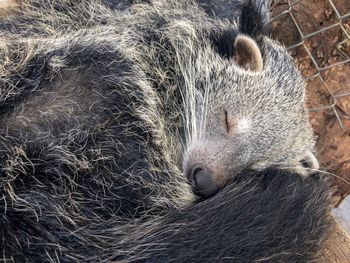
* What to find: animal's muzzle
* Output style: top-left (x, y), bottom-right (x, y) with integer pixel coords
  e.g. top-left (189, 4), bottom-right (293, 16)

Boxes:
top-left (187, 164), bottom-right (219, 198)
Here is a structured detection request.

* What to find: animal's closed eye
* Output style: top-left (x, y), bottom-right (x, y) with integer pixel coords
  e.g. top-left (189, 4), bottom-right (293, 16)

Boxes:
top-left (224, 110), bottom-right (230, 134)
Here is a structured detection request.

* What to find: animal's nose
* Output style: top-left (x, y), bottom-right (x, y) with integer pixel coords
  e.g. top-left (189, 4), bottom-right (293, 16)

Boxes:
top-left (187, 164), bottom-right (219, 198)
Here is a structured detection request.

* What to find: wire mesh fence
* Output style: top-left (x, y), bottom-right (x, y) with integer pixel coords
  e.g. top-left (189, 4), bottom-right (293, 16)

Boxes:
top-left (270, 0), bottom-right (350, 128)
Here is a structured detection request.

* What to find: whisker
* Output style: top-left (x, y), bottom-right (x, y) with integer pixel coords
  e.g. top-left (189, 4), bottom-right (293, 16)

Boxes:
top-left (305, 167), bottom-right (350, 186)
top-left (279, 165), bottom-right (350, 186)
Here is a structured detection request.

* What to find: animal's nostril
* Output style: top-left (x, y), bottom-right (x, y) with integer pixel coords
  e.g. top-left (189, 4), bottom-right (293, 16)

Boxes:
top-left (187, 164), bottom-right (204, 186)
top-left (192, 167), bottom-right (202, 183)
top-left (187, 164), bottom-right (219, 198)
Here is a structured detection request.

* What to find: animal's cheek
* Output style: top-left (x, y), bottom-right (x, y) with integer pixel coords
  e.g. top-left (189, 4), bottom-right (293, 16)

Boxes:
top-left (210, 168), bottom-right (232, 188)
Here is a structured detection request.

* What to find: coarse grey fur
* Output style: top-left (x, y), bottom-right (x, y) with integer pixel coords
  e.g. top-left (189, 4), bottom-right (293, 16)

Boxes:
top-left (0, 0), bottom-right (330, 262)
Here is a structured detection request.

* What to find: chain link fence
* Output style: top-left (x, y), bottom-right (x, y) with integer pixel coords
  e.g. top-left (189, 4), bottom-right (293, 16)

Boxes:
top-left (270, 0), bottom-right (350, 128)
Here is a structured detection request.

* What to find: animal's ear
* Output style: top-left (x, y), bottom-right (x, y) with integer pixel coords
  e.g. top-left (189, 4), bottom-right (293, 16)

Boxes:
top-left (233, 34), bottom-right (263, 72)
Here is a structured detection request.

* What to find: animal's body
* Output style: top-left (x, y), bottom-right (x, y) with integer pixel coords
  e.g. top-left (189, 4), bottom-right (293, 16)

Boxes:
top-left (0, 0), bottom-right (330, 262)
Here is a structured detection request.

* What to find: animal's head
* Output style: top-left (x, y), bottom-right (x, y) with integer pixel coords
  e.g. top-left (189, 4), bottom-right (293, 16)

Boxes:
top-left (182, 1), bottom-right (318, 197)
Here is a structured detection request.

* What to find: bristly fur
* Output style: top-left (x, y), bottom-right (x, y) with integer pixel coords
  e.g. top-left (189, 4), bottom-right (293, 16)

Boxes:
top-left (120, 169), bottom-right (330, 263)
top-left (0, 0), bottom-right (330, 262)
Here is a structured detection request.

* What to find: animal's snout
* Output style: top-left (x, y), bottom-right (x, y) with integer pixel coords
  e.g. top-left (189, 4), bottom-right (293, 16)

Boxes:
top-left (187, 164), bottom-right (219, 198)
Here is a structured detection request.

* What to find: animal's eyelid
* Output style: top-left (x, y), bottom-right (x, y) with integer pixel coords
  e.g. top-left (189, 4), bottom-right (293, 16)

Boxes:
top-left (224, 110), bottom-right (230, 134)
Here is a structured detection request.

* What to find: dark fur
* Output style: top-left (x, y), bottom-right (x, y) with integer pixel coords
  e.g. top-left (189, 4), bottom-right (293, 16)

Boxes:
top-left (124, 169), bottom-right (330, 263)
top-left (0, 0), bottom-right (330, 262)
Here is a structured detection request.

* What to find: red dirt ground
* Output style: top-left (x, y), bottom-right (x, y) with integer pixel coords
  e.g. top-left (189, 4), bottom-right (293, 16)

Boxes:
top-left (272, 0), bottom-right (350, 205)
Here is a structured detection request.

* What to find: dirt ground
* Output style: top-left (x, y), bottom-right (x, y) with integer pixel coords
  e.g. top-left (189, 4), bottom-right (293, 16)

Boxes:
top-left (271, 0), bottom-right (350, 205)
